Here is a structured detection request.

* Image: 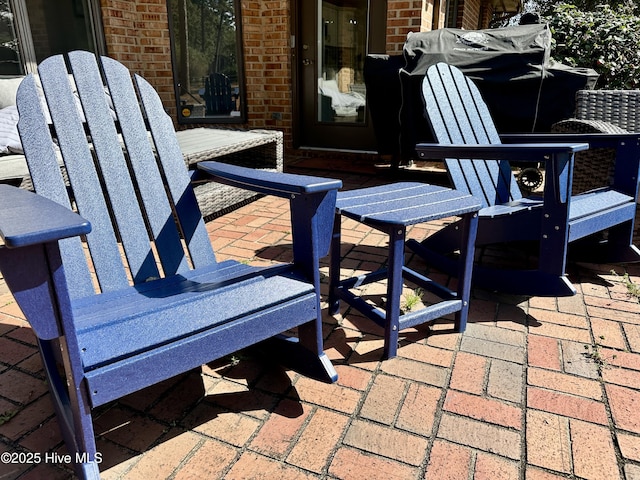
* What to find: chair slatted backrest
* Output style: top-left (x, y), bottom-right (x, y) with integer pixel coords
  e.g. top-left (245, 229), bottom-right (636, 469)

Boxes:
top-left (16, 51), bottom-right (216, 300)
top-left (205, 73), bottom-right (233, 115)
top-left (421, 63), bottom-right (522, 208)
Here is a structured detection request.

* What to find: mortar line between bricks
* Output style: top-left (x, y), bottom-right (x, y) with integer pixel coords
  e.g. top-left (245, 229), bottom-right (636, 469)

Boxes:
top-left (481, 357), bottom-right (492, 398)
top-left (565, 411), bottom-right (578, 476)
top-left (166, 436), bottom-right (210, 480)
top-left (593, 352), bottom-right (628, 479)
top-left (521, 312), bottom-right (531, 480)
top-left (417, 330), bottom-right (464, 479)
top-left (620, 320), bottom-right (633, 354)
top-left (306, 337), bottom-right (382, 480)
top-left (468, 451), bottom-right (479, 480)
top-left (582, 297), bottom-right (629, 480)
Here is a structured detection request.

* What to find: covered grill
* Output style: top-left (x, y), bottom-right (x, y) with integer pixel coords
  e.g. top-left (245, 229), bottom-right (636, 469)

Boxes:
top-left (365, 24), bottom-right (599, 162)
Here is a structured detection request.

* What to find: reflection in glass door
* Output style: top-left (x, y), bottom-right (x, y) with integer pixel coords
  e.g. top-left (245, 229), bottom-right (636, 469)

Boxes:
top-left (167, 0), bottom-right (246, 124)
top-left (0, 0), bottom-right (101, 75)
top-left (297, 0), bottom-right (386, 151)
top-left (317, 0), bottom-right (367, 125)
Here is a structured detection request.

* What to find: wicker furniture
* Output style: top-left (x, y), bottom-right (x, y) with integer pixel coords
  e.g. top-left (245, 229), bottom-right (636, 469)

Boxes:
top-left (551, 118), bottom-right (628, 194)
top-left (177, 127), bottom-right (283, 219)
top-left (552, 90), bottom-right (640, 194)
top-left (574, 90), bottom-right (640, 131)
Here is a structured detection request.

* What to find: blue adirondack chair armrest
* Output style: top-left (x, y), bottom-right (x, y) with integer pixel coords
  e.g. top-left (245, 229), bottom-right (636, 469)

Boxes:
top-left (0, 184), bottom-right (91, 248)
top-left (503, 133), bottom-right (640, 197)
top-left (415, 143), bottom-right (589, 163)
top-left (197, 160), bottom-right (342, 264)
top-left (501, 132), bottom-right (640, 150)
top-left (196, 161), bottom-right (343, 197)
top-left (416, 143), bottom-right (590, 205)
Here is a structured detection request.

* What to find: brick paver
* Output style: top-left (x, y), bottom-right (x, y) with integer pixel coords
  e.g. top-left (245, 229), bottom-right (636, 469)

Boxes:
top-left (526, 410), bottom-right (572, 474)
top-left (570, 419), bottom-right (619, 480)
top-left (424, 440), bottom-right (472, 480)
top-left (443, 390), bottom-right (522, 430)
top-left (437, 413), bottom-right (521, 460)
top-left (1, 166), bottom-right (640, 479)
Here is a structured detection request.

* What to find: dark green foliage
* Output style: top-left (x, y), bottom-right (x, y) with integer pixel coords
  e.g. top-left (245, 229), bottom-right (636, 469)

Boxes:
top-left (536, 0), bottom-right (638, 16)
top-left (545, 2), bottom-right (640, 88)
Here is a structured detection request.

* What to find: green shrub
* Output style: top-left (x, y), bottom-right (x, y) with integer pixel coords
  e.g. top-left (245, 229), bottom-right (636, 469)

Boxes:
top-left (545, 3), bottom-right (640, 89)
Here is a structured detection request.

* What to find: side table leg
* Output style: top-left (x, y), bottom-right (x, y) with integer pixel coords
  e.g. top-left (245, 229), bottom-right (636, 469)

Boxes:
top-left (384, 226), bottom-right (406, 359)
top-left (454, 212), bottom-right (478, 332)
top-left (328, 212), bottom-right (342, 315)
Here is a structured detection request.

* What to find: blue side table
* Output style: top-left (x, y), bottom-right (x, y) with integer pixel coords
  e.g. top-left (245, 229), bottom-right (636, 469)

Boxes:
top-left (328, 182), bottom-right (481, 359)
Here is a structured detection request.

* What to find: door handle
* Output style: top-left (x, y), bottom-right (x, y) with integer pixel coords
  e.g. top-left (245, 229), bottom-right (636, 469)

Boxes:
top-left (302, 58), bottom-right (314, 66)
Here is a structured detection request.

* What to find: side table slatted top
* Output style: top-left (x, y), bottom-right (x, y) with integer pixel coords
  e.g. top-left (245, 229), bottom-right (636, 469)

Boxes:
top-left (336, 182), bottom-right (481, 226)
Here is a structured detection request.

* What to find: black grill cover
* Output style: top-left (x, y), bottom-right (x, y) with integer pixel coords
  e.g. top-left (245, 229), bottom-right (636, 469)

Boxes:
top-left (365, 24), bottom-right (599, 159)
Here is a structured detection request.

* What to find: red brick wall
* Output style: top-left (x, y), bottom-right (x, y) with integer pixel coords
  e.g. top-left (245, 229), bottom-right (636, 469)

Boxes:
top-left (97, 1), bottom-right (481, 150)
top-left (99, 0), bottom-right (175, 114)
top-left (100, 0), bottom-right (292, 137)
top-left (241, 1), bottom-right (292, 138)
top-left (460, 0), bottom-right (482, 29)
top-left (386, 1), bottom-right (425, 54)
top-left (455, 0), bottom-right (492, 29)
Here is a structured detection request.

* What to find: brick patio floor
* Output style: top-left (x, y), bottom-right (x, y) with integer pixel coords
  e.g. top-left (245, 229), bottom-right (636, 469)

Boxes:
top-left (1, 165), bottom-right (640, 479)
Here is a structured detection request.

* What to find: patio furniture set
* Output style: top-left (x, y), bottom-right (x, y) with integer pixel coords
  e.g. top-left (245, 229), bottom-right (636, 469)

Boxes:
top-left (0, 51), bottom-right (638, 479)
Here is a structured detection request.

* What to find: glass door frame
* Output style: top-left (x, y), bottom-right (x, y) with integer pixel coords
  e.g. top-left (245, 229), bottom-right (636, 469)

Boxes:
top-left (4, 0), bottom-right (105, 75)
top-left (166, 0), bottom-right (247, 124)
top-left (291, 0), bottom-right (387, 151)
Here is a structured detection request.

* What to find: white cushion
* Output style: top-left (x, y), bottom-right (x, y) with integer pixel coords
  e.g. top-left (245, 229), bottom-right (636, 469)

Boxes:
top-left (0, 105), bottom-right (22, 154)
top-left (0, 77), bottom-right (24, 109)
top-left (0, 75), bottom-right (118, 156)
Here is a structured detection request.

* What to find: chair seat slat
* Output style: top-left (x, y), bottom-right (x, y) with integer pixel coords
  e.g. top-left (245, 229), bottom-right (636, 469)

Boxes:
top-left (75, 263), bottom-right (313, 370)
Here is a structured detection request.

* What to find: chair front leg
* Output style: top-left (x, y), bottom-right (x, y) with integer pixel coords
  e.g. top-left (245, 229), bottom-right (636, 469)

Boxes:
top-left (289, 190), bottom-right (339, 382)
top-left (539, 152), bottom-right (572, 277)
top-left (328, 212), bottom-right (342, 315)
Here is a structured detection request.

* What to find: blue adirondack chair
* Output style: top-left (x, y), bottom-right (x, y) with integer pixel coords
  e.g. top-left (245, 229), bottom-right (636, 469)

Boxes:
top-left (204, 72), bottom-right (235, 115)
top-left (0, 51), bottom-right (341, 479)
top-left (410, 63), bottom-right (640, 297)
